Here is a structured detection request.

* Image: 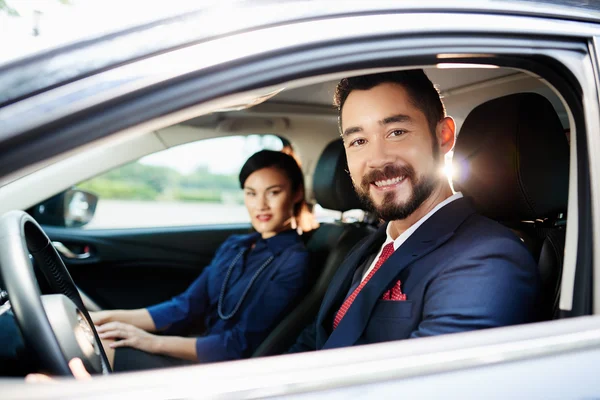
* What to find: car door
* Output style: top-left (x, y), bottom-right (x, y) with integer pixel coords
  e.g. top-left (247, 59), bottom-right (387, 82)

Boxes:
top-left (30, 134), bottom-right (286, 310)
top-left (1, 1), bottom-right (600, 398)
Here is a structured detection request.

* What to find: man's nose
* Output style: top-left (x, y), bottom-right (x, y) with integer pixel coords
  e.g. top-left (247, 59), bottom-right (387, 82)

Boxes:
top-left (366, 137), bottom-right (395, 169)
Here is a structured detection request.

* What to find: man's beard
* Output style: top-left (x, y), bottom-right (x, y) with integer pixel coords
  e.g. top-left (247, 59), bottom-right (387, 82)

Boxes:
top-left (354, 164), bottom-right (439, 221)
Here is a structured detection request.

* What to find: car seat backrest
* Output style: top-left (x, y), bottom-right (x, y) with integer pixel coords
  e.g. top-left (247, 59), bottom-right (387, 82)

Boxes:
top-left (453, 92), bottom-right (570, 321)
top-left (253, 139), bottom-right (375, 357)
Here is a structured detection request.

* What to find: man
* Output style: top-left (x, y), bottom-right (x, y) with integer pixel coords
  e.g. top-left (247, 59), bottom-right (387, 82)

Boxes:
top-left (288, 70), bottom-right (540, 352)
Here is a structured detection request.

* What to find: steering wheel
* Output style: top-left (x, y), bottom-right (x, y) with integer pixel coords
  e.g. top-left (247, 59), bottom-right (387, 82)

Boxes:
top-left (0, 211), bottom-right (111, 376)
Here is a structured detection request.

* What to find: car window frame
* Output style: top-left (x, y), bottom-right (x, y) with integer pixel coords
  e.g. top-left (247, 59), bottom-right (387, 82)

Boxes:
top-left (1, 8), bottom-right (599, 398)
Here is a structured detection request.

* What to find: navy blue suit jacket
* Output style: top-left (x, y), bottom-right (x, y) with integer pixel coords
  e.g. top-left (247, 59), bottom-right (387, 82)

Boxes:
top-left (289, 197), bottom-right (540, 352)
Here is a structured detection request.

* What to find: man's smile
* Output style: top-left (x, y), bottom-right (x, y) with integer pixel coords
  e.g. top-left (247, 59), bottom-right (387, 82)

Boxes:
top-left (372, 175), bottom-right (407, 190)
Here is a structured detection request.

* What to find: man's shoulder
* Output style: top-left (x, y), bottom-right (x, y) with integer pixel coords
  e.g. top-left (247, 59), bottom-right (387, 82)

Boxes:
top-left (460, 212), bottom-right (521, 239)
top-left (452, 212), bottom-right (535, 261)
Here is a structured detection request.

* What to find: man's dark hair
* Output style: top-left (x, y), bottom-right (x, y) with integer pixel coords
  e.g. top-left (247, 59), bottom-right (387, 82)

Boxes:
top-left (333, 69), bottom-right (446, 136)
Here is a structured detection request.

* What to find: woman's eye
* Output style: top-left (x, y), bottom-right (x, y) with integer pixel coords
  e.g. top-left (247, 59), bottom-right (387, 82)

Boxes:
top-left (245, 191), bottom-right (255, 197)
top-left (268, 190), bottom-right (281, 197)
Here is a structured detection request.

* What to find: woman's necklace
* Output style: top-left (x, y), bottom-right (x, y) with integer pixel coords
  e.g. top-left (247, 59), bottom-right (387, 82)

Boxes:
top-left (218, 247), bottom-right (274, 320)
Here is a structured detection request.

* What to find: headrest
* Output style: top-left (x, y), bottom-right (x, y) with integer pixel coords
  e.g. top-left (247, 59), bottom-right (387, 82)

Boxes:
top-left (453, 93), bottom-right (569, 221)
top-left (313, 139), bottom-right (363, 212)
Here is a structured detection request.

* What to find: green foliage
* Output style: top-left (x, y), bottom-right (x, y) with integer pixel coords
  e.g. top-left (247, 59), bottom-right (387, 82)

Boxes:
top-left (172, 188), bottom-right (221, 203)
top-left (77, 161), bottom-right (243, 204)
top-left (178, 166), bottom-right (239, 191)
top-left (78, 179), bottom-right (159, 200)
top-left (0, 0), bottom-right (19, 16)
top-left (1, 0), bottom-right (71, 16)
top-left (100, 162), bottom-right (178, 193)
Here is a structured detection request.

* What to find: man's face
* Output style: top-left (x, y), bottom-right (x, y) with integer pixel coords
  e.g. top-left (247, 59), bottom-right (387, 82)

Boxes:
top-left (341, 82), bottom-right (442, 221)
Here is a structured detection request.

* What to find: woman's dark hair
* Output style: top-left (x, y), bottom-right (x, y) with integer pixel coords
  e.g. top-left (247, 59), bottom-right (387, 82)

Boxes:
top-left (239, 150), bottom-right (304, 193)
top-left (239, 150), bottom-right (316, 231)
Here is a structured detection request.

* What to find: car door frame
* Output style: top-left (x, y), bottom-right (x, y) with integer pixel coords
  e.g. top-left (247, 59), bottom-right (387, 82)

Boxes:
top-left (2, 5), bottom-right (600, 399)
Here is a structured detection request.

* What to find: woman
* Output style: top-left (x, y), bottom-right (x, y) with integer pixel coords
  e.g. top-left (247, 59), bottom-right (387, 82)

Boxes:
top-left (88, 150), bottom-right (313, 371)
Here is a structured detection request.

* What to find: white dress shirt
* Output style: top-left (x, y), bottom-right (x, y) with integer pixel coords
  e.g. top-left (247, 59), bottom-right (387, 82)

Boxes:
top-left (361, 192), bottom-right (464, 281)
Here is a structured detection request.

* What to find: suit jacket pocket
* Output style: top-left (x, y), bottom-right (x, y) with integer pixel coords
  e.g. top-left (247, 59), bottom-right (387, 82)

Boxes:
top-left (370, 299), bottom-right (414, 320)
top-left (364, 300), bottom-right (415, 343)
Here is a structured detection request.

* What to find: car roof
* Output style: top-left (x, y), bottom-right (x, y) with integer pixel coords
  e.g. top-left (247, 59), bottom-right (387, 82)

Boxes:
top-left (1, 0), bottom-right (599, 109)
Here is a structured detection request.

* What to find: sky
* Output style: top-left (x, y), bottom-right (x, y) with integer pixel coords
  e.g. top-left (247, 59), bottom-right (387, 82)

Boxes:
top-left (140, 135), bottom-right (284, 175)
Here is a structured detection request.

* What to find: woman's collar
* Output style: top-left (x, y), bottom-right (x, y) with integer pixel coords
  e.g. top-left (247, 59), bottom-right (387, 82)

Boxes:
top-left (259, 229), bottom-right (301, 255)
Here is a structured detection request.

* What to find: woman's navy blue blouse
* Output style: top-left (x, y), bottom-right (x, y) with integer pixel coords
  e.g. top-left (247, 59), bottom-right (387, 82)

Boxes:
top-left (147, 229), bottom-right (309, 362)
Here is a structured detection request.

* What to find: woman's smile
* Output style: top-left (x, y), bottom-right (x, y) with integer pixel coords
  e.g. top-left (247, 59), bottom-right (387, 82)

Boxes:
top-left (256, 214), bottom-right (273, 222)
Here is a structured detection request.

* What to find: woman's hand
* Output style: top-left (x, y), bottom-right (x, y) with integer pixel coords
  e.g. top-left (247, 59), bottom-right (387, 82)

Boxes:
top-left (89, 309), bottom-right (158, 332)
top-left (96, 322), bottom-right (163, 353)
top-left (89, 310), bottom-right (114, 326)
top-left (25, 358), bottom-right (92, 382)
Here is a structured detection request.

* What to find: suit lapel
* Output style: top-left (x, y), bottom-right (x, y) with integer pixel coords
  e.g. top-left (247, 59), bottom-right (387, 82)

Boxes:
top-left (315, 226), bottom-right (387, 345)
top-left (322, 197), bottom-right (475, 350)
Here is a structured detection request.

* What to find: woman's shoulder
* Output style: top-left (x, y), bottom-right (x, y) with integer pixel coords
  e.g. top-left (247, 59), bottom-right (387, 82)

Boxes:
top-left (268, 230), bottom-right (307, 254)
top-left (283, 240), bottom-right (308, 256)
top-left (271, 235), bottom-right (311, 277)
top-left (219, 232), bottom-right (260, 250)
top-left (276, 234), bottom-right (309, 262)
top-left (227, 232), bottom-right (259, 243)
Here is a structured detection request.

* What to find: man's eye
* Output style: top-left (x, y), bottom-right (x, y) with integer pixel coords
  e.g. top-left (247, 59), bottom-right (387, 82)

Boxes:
top-left (349, 138), bottom-right (366, 147)
top-left (389, 129), bottom-right (407, 137)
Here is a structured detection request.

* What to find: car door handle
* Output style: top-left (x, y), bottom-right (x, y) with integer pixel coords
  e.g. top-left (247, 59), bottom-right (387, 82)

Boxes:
top-left (52, 241), bottom-right (91, 260)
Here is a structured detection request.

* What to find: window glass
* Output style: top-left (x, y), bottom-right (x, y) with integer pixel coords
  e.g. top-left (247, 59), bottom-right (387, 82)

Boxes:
top-left (313, 205), bottom-right (366, 223)
top-left (77, 135), bottom-right (284, 229)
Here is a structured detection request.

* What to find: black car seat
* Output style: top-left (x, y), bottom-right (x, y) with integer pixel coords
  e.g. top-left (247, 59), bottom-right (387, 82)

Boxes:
top-left (253, 139), bottom-right (377, 357)
top-left (453, 92), bottom-right (569, 321)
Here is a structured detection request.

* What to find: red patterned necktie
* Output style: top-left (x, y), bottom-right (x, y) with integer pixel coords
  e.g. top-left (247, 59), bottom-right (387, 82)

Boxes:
top-left (333, 242), bottom-right (395, 329)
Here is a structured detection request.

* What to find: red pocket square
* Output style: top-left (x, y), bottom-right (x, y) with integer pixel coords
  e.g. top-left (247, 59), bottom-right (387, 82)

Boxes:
top-left (382, 280), bottom-right (407, 301)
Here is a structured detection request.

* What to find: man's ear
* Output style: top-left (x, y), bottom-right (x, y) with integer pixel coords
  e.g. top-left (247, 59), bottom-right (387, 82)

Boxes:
top-left (436, 116), bottom-right (456, 155)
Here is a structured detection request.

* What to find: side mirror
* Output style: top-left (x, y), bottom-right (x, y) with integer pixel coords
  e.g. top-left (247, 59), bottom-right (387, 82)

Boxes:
top-left (32, 189), bottom-right (98, 228)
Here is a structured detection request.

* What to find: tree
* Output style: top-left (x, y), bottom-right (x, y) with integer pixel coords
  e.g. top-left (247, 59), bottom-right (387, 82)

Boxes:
top-left (0, 0), bottom-right (18, 16)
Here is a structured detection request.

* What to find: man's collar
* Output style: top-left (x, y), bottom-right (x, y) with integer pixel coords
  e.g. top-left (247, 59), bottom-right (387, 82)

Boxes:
top-left (384, 192), bottom-right (464, 249)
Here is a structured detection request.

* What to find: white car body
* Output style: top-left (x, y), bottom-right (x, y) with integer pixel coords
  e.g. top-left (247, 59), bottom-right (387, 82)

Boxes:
top-left (0, 1), bottom-right (599, 398)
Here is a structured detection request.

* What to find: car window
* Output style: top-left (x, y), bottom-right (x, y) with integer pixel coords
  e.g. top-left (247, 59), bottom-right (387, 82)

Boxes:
top-left (76, 135), bottom-right (284, 229)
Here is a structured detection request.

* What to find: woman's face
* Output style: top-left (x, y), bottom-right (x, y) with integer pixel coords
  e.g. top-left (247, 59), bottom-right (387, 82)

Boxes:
top-left (243, 166), bottom-right (301, 239)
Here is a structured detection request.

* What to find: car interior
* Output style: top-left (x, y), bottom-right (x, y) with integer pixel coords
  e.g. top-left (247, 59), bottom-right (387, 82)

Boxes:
top-left (0, 65), bottom-right (576, 376)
